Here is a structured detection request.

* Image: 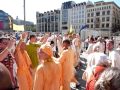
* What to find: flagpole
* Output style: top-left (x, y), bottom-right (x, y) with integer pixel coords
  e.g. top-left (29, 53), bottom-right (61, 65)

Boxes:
top-left (23, 0), bottom-right (26, 31)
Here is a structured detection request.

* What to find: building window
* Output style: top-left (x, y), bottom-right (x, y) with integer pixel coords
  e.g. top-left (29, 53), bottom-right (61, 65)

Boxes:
top-left (106, 23), bottom-right (109, 28)
top-left (62, 26), bottom-right (68, 30)
top-left (42, 18), bottom-right (45, 22)
top-left (82, 19), bottom-right (84, 23)
top-left (55, 29), bottom-right (58, 32)
top-left (102, 7), bottom-right (104, 10)
top-left (97, 8), bottom-right (99, 11)
top-left (91, 18), bottom-right (93, 23)
top-left (118, 20), bottom-right (120, 24)
top-left (107, 6), bottom-right (109, 9)
top-left (95, 24), bottom-right (100, 28)
top-left (102, 11), bottom-right (105, 15)
top-left (62, 22), bottom-right (67, 24)
top-left (45, 18), bottom-right (47, 22)
top-left (87, 19), bottom-right (90, 23)
top-left (39, 20), bottom-right (41, 23)
top-left (107, 10), bottom-right (110, 15)
top-left (37, 20), bottom-right (39, 23)
top-left (88, 25), bottom-right (89, 28)
top-left (91, 24), bottom-right (93, 28)
top-left (106, 17), bottom-right (110, 21)
top-left (96, 12), bottom-right (100, 16)
top-left (76, 26), bottom-right (78, 29)
top-left (102, 24), bottom-right (105, 28)
top-left (87, 13), bottom-right (90, 17)
top-left (96, 18), bottom-right (100, 22)
top-left (109, 6), bottom-right (111, 9)
top-left (102, 17), bottom-right (105, 22)
top-left (91, 13), bottom-right (94, 17)
top-left (104, 6), bottom-right (106, 9)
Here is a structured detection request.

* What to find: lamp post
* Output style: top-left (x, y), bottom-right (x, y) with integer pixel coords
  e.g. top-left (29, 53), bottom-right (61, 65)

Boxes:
top-left (23, 0), bottom-right (26, 30)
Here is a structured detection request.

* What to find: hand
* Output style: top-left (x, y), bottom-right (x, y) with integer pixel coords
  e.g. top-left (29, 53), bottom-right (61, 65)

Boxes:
top-left (7, 39), bottom-right (15, 50)
top-left (21, 32), bottom-right (28, 39)
top-left (21, 32), bottom-right (26, 39)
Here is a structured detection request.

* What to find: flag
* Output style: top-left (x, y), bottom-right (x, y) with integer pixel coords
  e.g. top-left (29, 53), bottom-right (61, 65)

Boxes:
top-left (80, 24), bottom-right (88, 30)
top-left (69, 25), bottom-right (73, 33)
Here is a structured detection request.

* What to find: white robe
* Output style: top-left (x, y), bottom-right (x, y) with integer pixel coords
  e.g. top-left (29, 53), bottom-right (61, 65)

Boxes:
top-left (109, 50), bottom-right (120, 69)
top-left (95, 42), bottom-right (105, 53)
top-left (57, 39), bottom-right (63, 55)
top-left (87, 52), bottom-right (109, 68)
top-left (86, 43), bottom-right (94, 54)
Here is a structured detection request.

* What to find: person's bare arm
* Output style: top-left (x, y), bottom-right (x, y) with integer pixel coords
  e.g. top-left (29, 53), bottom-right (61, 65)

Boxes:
top-left (16, 32), bottom-right (27, 49)
top-left (0, 48), bottom-right (9, 61)
top-left (0, 39), bottom-right (15, 61)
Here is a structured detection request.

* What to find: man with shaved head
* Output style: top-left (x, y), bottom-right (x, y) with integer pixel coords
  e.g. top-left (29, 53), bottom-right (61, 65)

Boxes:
top-left (0, 63), bottom-right (13, 90)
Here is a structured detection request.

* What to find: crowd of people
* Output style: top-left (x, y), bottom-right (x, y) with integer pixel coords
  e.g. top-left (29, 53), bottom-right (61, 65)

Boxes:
top-left (82, 35), bottom-right (120, 90)
top-left (0, 31), bottom-right (120, 90)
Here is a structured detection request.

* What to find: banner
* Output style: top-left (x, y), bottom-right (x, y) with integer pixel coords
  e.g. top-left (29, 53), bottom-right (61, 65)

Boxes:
top-left (13, 24), bottom-right (24, 31)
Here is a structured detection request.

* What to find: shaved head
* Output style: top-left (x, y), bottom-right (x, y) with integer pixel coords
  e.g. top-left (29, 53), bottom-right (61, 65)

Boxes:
top-left (0, 63), bottom-right (13, 89)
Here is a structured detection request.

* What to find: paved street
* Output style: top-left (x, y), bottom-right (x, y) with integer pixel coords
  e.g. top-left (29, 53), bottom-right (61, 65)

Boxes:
top-left (71, 55), bottom-right (87, 90)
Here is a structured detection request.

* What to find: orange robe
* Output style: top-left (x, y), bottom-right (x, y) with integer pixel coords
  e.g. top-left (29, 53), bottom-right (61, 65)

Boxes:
top-left (58, 47), bottom-right (75, 90)
top-left (33, 60), bottom-right (62, 90)
top-left (15, 48), bottom-right (33, 90)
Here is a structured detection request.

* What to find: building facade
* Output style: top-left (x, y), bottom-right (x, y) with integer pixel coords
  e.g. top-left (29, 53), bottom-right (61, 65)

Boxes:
top-left (36, 10), bottom-right (60, 33)
top-left (86, 1), bottom-right (120, 36)
top-left (0, 10), bottom-right (13, 31)
top-left (71, 2), bottom-right (86, 33)
top-left (60, 1), bottom-right (87, 34)
top-left (13, 17), bottom-right (34, 26)
top-left (60, 1), bottom-right (75, 34)
top-left (13, 17), bottom-right (34, 31)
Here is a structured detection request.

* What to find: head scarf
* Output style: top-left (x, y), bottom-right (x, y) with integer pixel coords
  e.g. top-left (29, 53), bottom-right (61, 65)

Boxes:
top-left (40, 44), bottom-right (53, 57)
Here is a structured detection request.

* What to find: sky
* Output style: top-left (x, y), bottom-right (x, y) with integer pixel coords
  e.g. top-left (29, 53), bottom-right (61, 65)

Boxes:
top-left (0, 0), bottom-right (120, 24)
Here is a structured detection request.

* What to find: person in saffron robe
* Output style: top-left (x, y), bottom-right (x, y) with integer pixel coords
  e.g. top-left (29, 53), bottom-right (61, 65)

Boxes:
top-left (58, 39), bottom-right (75, 90)
top-left (33, 44), bottom-right (62, 90)
top-left (14, 33), bottom-right (33, 90)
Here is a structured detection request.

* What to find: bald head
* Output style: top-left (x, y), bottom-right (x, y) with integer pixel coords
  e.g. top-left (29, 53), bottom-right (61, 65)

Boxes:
top-left (0, 63), bottom-right (13, 89)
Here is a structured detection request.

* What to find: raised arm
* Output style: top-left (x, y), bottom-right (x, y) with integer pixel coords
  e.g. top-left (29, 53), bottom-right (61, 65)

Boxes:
top-left (0, 39), bottom-right (15, 61)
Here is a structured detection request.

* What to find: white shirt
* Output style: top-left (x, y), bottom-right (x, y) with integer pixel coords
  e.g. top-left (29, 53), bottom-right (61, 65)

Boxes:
top-left (87, 52), bottom-right (109, 68)
top-left (109, 50), bottom-right (120, 69)
top-left (86, 43), bottom-right (94, 54)
top-left (57, 39), bottom-right (63, 55)
top-left (95, 42), bottom-right (105, 53)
